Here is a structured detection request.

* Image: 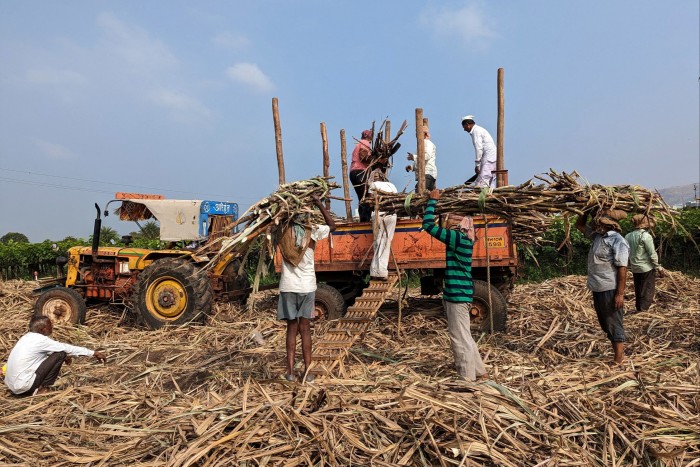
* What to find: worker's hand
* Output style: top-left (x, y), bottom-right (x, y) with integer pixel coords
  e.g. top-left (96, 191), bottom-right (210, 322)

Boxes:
top-left (64, 356), bottom-right (73, 365)
top-left (405, 165), bottom-right (413, 172)
top-left (657, 267), bottom-right (666, 278)
top-left (428, 189), bottom-right (441, 200)
top-left (310, 193), bottom-right (323, 205)
top-left (406, 152), bottom-right (414, 161)
top-left (93, 351), bottom-right (107, 363)
top-left (614, 293), bottom-right (624, 310)
top-left (474, 166), bottom-right (480, 175)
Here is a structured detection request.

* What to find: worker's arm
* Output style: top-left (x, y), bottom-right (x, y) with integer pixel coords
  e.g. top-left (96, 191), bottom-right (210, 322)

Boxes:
top-left (422, 190), bottom-right (460, 250)
top-left (574, 212), bottom-right (588, 234)
top-left (312, 194), bottom-right (336, 232)
top-left (614, 266), bottom-right (627, 309)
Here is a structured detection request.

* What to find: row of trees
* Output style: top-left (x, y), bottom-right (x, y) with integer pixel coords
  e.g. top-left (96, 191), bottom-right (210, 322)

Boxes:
top-left (0, 221), bottom-right (162, 280)
top-left (2, 210), bottom-right (699, 281)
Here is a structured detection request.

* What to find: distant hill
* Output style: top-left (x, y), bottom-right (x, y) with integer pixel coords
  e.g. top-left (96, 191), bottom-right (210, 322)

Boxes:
top-left (656, 183), bottom-right (698, 208)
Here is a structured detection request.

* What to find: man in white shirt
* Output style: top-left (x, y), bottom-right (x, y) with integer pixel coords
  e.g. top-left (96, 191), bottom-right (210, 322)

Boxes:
top-left (461, 115), bottom-right (497, 188)
top-left (368, 169), bottom-right (398, 280)
top-left (5, 315), bottom-right (106, 396)
top-left (406, 126), bottom-right (437, 191)
top-left (277, 195), bottom-right (336, 383)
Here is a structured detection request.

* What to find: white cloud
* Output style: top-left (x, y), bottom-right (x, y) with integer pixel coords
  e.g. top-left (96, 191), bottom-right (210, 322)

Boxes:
top-left (26, 68), bottom-right (87, 86)
top-left (226, 62), bottom-right (274, 93)
top-left (96, 12), bottom-right (178, 73)
top-left (212, 31), bottom-right (250, 50)
top-left (421, 2), bottom-right (496, 43)
top-left (150, 88), bottom-right (212, 122)
top-left (35, 140), bottom-right (77, 160)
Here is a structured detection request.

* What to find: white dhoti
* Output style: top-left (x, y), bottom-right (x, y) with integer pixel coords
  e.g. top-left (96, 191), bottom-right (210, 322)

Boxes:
top-left (370, 214), bottom-right (397, 278)
top-left (475, 159), bottom-right (497, 188)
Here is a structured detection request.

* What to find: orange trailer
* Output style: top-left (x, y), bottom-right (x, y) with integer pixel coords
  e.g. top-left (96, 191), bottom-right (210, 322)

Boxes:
top-left (277, 214), bottom-right (517, 332)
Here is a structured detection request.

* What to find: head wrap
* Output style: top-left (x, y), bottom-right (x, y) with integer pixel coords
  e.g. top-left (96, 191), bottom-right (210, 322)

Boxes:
top-left (632, 214), bottom-right (655, 229)
top-left (458, 216), bottom-right (475, 241)
top-left (361, 129), bottom-right (372, 140)
top-left (461, 115), bottom-right (475, 123)
top-left (595, 209), bottom-right (627, 232)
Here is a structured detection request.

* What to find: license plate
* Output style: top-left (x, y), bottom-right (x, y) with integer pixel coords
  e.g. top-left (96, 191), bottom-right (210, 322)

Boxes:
top-left (487, 236), bottom-right (505, 248)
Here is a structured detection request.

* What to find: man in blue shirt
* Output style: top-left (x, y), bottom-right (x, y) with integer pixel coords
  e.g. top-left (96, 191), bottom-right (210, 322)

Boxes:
top-left (576, 209), bottom-right (630, 365)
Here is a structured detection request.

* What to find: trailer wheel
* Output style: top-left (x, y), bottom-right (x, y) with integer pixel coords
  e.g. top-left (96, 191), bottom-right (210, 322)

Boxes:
top-left (470, 280), bottom-right (507, 333)
top-left (314, 283), bottom-right (346, 321)
top-left (132, 258), bottom-right (213, 329)
top-left (33, 287), bottom-right (86, 325)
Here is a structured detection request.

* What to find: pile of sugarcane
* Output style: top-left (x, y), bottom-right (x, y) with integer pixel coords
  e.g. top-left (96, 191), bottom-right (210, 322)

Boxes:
top-left (369, 169), bottom-right (679, 245)
top-left (1, 272), bottom-right (698, 465)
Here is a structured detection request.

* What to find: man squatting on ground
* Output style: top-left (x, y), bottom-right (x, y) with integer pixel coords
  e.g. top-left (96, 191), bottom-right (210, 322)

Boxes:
top-left (576, 210), bottom-right (630, 364)
top-left (406, 126), bottom-right (437, 191)
top-left (4, 315), bottom-right (106, 396)
top-left (461, 115), bottom-right (497, 188)
top-left (349, 129), bottom-right (373, 222)
top-left (368, 169), bottom-right (398, 280)
top-left (422, 189), bottom-right (487, 381)
top-left (277, 194), bottom-right (336, 383)
top-left (625, 214), bottom-right (665, 313)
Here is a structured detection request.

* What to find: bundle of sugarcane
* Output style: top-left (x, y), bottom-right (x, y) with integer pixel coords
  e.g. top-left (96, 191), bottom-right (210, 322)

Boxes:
top-left (368, 169), bottom-right (678, 245)
top-left (199, 176), bottom-right (340, 265)
top-left (370, 119), bottom-right (407, 165)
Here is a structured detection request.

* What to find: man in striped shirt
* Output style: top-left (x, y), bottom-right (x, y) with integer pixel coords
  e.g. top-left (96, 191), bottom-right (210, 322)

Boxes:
top-left (422, 189), bottom-right (486, 381)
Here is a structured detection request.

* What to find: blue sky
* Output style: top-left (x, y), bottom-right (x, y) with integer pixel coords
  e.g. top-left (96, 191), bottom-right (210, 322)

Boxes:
top-left (1, 1), bottom-right (698, 242)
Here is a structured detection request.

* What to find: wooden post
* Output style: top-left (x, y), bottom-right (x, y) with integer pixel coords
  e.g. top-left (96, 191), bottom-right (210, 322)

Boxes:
top-left (385, 120), bottom-right (391, 144)
top-left (340, 129), bottom-right (353, 221)
top-left (415, 108), bottom-right (426, 193)
top-left (272, 97), bottom-right (285, 185)
top-left (320, 122), bottom-right (331, 211)
top-left (497, 68), bottom-right (505, 187)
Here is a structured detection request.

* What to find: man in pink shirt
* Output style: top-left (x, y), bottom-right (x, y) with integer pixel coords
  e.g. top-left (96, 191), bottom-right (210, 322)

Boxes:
top-left (349, 129), bottom-right (373, 222)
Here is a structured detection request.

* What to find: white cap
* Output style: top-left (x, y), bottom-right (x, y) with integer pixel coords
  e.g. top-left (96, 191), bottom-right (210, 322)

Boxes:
top-left (461, 115), bottom-right (475, 123)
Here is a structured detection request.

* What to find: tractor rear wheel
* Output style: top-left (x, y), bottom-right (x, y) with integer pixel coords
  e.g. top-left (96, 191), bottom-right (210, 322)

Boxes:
top-left (469, 280), bottom-right (507, 333)
top-left (132, 258), bottom-right (213, 329)
top-left (33, 287), bottom-right (86, 325)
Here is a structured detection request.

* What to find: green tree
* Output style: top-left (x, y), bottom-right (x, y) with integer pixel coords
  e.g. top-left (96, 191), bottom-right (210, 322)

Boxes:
top-left (1, 232), bottom-right (29, 243)
top-left (97, 226), bottom-right (121, 246)
top-left (131, 220), bottom-right (160, 240)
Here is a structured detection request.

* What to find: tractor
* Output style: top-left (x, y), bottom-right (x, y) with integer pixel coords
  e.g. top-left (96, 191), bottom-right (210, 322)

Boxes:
top-left (33, 193), bottom-right (250, 329)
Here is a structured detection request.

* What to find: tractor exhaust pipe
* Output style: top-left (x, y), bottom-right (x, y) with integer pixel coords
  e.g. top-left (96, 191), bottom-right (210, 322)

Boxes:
top-left (91, 203), bottom-right (102, 260)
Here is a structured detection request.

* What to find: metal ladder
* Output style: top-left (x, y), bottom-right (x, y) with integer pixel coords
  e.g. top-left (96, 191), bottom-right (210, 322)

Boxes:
top-left (309, 273), bottom-right (400, 378)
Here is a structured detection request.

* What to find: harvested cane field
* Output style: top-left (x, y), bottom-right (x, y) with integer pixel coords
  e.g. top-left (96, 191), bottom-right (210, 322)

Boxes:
top-left (0, 273), bottom-right (698, 466)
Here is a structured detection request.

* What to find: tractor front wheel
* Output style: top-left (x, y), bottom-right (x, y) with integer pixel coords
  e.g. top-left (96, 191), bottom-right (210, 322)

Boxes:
top-left (33, 287), bottom-right (86, 325)
top-left (132, 258), bottom-right (213, 329)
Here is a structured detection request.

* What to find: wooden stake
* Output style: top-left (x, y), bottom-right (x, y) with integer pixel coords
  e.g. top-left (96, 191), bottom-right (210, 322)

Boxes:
top-left (497, 68), bottom-right (505, 187)
top-left (320, 122), bottom-right (331, 211)
top-left (415, 108), bottom-right (426, 193)
top-left (385, 120), bottom-right (391, 144)
top-left (340, 129), bottom-right (353, 221)
top-left (272, 97), bottom-right (285, 185)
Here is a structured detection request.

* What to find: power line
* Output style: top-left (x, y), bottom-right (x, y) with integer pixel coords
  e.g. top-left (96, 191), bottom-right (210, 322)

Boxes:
top-left (0, 167), bottom-right (236, 199)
